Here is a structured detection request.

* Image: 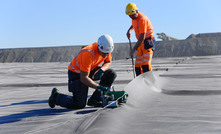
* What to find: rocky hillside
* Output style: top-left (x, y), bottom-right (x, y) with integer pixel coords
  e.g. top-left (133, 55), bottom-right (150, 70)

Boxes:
top-left (155, 34), bottom-right (221, 57)
top-left (0, 32), bottom-right (221, 63)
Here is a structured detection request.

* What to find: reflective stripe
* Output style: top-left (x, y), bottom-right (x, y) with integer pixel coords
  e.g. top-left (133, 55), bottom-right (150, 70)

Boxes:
top-left (80, 49), bottom-right (95, 60)
top-left (143, 54), bottom-right (152, 63)
top-left (143, 54), bottom-right (152, 58)
top-left (69, 61), bottom-right (80, 73)
top-left (142, 59), bottom-right (152, 66)
top-left (136, 56), bottom-right (143, 59)
top-left (142, 59), bottom-right (150, 62)
top-left (70, 49), bottom-right (95, 73)
top-left (135, 61), bottom-right (142, 64)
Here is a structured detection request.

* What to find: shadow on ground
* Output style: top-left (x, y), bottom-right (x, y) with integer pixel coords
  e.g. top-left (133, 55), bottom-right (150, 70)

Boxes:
top-left (0, 99), bottom-right (98, 125)
top-left (0, 100), bottom-right (48, 107)
top-left (0, 100), bottom-right (72, 124)
top-left (0, 108), bottom-right (73, 124)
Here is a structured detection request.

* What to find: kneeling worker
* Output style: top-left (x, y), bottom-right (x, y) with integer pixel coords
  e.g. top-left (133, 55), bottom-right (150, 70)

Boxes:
top-left (48, 34), bottom-right (116, 109)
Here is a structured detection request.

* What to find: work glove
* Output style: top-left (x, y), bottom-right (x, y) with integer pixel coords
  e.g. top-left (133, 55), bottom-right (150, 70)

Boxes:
top-left (97, 85), bottom-right (109, 94)
top-left (93, 69), bottom-right (104, 80)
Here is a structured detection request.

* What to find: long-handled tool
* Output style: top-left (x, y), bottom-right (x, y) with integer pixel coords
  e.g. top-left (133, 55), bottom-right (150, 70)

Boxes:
top-left (129, 39), bottom-right (136, 78)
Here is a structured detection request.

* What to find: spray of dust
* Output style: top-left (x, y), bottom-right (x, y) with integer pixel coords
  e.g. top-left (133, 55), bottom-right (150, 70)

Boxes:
top-left (84, 72), bottom-right (168, 134)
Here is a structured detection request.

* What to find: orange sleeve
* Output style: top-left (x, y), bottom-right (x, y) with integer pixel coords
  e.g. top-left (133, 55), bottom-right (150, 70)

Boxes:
top-left (139, 18), bottom-right (148, 34)
top-left (104, 53), bottom-right (112, 62)
top-left (80, 52), bottom-right (93, 72)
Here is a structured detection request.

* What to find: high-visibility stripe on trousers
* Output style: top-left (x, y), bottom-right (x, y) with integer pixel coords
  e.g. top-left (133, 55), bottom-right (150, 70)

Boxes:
top-left (135, 43), bottom-right (153, 71)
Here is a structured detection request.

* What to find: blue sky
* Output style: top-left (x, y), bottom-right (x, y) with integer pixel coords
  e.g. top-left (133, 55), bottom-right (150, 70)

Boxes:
top-left (0, 0), bottom-right (221, 49)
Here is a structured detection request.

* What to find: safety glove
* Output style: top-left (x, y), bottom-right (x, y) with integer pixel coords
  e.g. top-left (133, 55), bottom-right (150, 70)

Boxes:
top-left (97, 85), bottom-right (109, 95)
top-left (93, 69), bottom-right (104, 80)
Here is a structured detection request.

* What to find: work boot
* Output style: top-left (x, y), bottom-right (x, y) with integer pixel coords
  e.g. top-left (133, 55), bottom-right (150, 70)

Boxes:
top-left (87, 99), bottom-right (102, 107)
top-left (48, 88), bottom-right (59, 108)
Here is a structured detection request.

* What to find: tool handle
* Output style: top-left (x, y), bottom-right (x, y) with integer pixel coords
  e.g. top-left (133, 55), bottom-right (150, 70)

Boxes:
top-left (129, 39), bottom-right (136, 78)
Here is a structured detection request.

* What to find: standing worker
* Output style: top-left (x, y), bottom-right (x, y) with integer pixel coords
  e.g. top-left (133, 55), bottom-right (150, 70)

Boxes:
top-left (48, 34), bottom-right (117, 109)
top-left (126, 3), bottom-right (155, 76)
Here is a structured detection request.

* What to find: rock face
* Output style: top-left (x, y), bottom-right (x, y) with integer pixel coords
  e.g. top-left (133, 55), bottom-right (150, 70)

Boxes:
top-left (155, 33), bottom-right (221, 57)
top-left (0, 32), bottom-right (221, 63)
top-left (0, 46), bottom-right (82, 62)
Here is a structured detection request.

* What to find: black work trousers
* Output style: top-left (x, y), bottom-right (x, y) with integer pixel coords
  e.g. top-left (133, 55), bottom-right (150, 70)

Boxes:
top-left (55, 68), bottom-right (116, 109)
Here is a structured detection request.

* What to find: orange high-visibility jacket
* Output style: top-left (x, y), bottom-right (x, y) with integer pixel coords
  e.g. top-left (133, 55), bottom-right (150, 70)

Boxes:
top-left (132, 12), bottom-right (154, 39)
top-left (68, 42), bottom-right (112, 73)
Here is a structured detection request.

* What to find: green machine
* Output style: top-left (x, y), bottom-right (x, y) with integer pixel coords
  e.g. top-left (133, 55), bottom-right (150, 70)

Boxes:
top-left (101, 86), bottom-right (128, 108)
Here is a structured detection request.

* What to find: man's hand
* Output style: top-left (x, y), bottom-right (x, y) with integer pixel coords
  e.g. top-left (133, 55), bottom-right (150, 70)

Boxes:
top-left (126, 25), bottom-right (133, 39)
top-left (93, 69), bottom-right (104, 80)
top-left (127, 30), bottom-right (131, 39)
top-left (97, 85), bottom-right (109, 94)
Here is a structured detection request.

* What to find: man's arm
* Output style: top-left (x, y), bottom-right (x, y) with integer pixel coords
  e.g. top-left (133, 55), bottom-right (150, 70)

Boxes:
top-left (126, 25), bottom-right (134, 39)
top-left (80, 61), bottom-right (111, 90)
top-left (100, 61), bottom-right (111, 71)
top-left (80, 71), bottom-right (98, 89)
